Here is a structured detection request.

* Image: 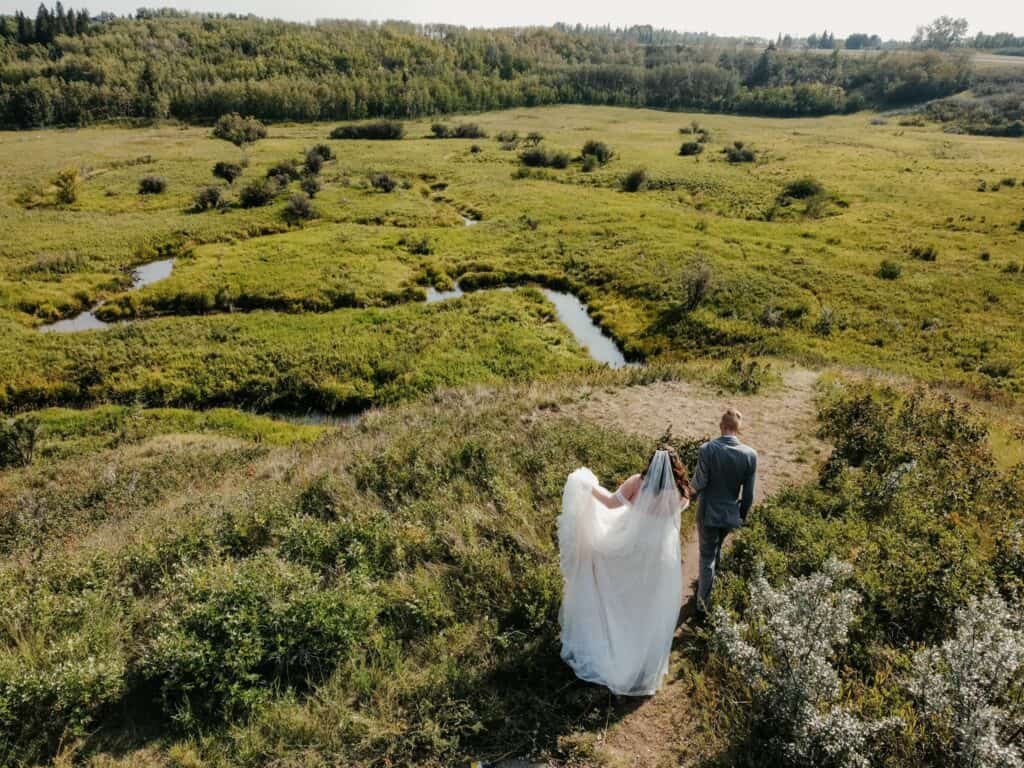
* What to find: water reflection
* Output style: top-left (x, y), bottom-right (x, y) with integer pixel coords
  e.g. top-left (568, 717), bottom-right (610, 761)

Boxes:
top-left (38, 258), bottom-right (175, 334)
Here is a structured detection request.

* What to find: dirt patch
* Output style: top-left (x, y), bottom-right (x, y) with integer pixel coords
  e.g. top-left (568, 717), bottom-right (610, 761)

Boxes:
top-left (561, 366), bottom-right (826, 500)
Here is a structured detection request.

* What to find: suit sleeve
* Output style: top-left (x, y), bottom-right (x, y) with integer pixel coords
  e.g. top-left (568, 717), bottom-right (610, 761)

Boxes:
top-left (691, 445), bottom-right (709, 495)
top-left (739, 452), bottom-right (757, 519)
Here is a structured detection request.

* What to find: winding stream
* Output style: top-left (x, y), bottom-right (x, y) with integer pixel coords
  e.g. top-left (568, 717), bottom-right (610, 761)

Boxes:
top-left (425, 283), bottom-right (629, 369)
top-left (38, 258), bottom-right (175, 334)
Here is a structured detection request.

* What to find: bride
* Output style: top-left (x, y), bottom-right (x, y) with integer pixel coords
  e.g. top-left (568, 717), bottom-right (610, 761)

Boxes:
top-left (557, 448), bottom-right (690, 696)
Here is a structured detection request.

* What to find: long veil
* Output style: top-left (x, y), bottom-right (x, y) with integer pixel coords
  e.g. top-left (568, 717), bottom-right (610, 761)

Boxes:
top-left (557, 450), bottom-right (683, 695)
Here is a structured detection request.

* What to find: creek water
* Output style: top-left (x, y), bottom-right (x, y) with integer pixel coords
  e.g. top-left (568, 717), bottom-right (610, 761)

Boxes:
top-left (424, 283), bottom-right (630, 369)
top-left (38, 258), bottom-right (175, 334)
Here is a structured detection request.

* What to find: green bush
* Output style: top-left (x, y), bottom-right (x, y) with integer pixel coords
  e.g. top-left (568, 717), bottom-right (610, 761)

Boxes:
top-left (620, 168), bottom-right (648, 192)
top-left (304, 150), bottom-right (324, 175)
top-left (0, 414), bottom-right (38, 468)
top-left (311, 143), bottom-right (333, 160)
top-left (724, 141), bottom-right (756, 163)
top-left (212, 113), bottom-right (267, 147)
top-left (300, 175), bottom-right (322, 198)
top-left (239, 179), bottom-right (276, 208)
top-left (909, 244), bottom-right (938, 261)
top-left (192, 185), bottom-right (224, 211)
top-left (283, 193), bottom-right (317, 222)
top-left (432, 122), bottom-right (486, 139)
top-left (519, 147), bottom-right (569, 168)
top-left (138, 175), bottom-right (167, 194)
top-left (877, 259), bottom-right (902, 279)
top-left (781, 177), bottom-right (824, 199)
top-left (330, 120), bottom-right (404, 140)
top-left (52, 166), bottom-right (80, 204)
top-left (679, 141), bottom-right (704, 156)
top-left (266, 159), bottom-right (300, 182)
top-left (581, 139), bottom-right (613, 164)
top-left (140, 554), bottom-right (373, 725)
top-left (212, 160), bottom-right (242, 184)
top-left (581, 154), bottom-right (599, 172)
top-left (369, 172), bottom-right (397, 192)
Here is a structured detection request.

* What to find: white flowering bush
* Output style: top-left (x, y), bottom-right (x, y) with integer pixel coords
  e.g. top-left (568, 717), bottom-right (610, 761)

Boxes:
top-left (712, 560), bottom-right (898, 768)
top-left (909, 592), bottom-right (1024, 768)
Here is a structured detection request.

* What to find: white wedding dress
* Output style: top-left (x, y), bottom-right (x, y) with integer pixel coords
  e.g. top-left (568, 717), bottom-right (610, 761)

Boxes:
top-left (557, 450), bottom-right (684, 696)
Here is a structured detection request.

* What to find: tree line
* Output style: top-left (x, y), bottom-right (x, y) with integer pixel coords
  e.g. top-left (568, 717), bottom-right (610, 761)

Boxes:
top-left (0, 8), bottom-right (981, 128)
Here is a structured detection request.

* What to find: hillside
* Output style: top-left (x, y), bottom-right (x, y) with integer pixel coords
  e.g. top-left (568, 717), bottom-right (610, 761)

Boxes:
top-left (0, 12), bottom-right (977, 128)
top-left (1, 94), bottom-right (1023, 766)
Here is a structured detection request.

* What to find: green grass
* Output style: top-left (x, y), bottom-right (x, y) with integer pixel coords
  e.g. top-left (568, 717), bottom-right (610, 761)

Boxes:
top-left (0, 289), bottom-right (595, 413)
top-left (2, 106), bottom-right (1023, 408)
top-left (0, 383), bottom-right (656, 767)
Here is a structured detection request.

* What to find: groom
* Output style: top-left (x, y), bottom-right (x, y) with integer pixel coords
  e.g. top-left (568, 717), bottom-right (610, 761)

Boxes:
top-left (690, 408), bottom-right (758, 614)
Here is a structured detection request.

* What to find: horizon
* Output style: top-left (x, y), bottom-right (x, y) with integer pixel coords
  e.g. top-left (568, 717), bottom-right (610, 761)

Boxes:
top-left (1, 0), bottom-right (1022, 42)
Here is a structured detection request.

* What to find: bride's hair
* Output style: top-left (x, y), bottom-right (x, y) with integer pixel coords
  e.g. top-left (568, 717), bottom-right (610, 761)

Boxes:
top-left (642, 449), bottom-right (690, 500)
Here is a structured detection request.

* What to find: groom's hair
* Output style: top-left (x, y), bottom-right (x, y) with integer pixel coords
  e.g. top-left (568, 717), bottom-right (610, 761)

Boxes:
top-left (721, 408), bottom-right (742, 433)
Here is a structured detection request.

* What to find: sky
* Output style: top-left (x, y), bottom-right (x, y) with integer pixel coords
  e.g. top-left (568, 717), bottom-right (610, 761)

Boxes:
top-left (1, 0), bottom-right (1021, 40)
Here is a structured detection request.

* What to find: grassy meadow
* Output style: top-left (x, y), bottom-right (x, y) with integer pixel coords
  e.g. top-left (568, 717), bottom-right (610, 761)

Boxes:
top-left (2, 103), bottom-right (1024, 767)
top-left (2, 106), bottom-right (1024, 408)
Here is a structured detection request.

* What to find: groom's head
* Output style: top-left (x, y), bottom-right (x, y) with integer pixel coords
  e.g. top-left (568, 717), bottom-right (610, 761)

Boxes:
top-left (720, 408), bottom-right (742, 436)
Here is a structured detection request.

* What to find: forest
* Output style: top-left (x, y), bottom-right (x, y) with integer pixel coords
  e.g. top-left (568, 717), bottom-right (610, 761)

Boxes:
top-left (0, 9), bottom-right (977, 128)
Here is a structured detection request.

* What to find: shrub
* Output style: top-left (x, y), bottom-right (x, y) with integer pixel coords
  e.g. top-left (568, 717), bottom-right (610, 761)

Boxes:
top-left (814, 306), bottom-right (838, 336)
top-left (300, 175), bottom-right (322, 198)
top-left (401, 234), bottom-right (433, 255)
top-left (140, 555), bottom-right (372, 725)
top-left (310, 143), bottom-right (334, 160)
top-left (138, 175), bottom-right (167, 195)
top-left (330, 120), bottom-right (404, 140)
top-left (620, 168), bottom-right (648, 192)
top-left (283, 193), bottom-right (317, 222)
top-left (980, 251), bottom-right (991, 261)
top-left (212, 113), bottom-right (267, 147)
top-left (712, 561), bottom-right (899, 768)
top-left (679, 141), bottom-right (704, 156)
top-left (519, 147), bottom-right (569, 168)
top-left (781, 177), bottom-right (824, 199)
top-left (908, 592), bottom-right (1024, 768)
top-left (1003, 261), bottom-right (1021, 274)
top-left (1000, 177), bottom-right (1017, 187)
top-left (525, 131), bottom-right (544, 145)
top-left (720, 358), bottom-right (772, 394)
top-left (877, 260), bottom-right (902, 280)
top-left (369, 172), bottom-right (397, 193)
top-left (239, 179), bottom-right (276, 208)
top-left (52, 167), bottom-right (80, 204)
top-left (682, 258), bottom-right (713, 311)
top-left (213, 161), bottom-right (242, 184)
top-left (496, 130), bottom-right (519, 144)
top-left (725, 141), bottom-right (756, 163)
top-left (909, 244), bottom-right (938, 261)
top-left (266, 160), bottom-right (300, 182)
top-left (304, 150), bottom-right (324, 175)
top-left (454, 122), bottom-right (486, 139)
top-left (193, 186), bottom-right (224, 212)
top-left (432, 122), bottom-right (486, 139)
top-left (581, 140), bottom-right (613, 164)
top-left (581, 154), bottom-right (599, 172)
top-left (0, 414), bottom-right (38, 468)
top-left (469, 144), bottom-right (482, 154)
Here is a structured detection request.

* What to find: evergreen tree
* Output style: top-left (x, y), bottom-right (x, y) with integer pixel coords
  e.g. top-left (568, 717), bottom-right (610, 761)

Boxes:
top-left (34, 3), bottom-right (53, 44)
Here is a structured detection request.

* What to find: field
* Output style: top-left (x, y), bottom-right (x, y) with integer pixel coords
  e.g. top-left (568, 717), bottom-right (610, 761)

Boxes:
top-left (2, 104), bottom-right (1024, 767)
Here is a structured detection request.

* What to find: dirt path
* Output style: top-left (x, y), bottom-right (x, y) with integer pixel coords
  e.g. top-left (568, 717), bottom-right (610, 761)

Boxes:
top-left (552, 366), bottom-right (826, 767)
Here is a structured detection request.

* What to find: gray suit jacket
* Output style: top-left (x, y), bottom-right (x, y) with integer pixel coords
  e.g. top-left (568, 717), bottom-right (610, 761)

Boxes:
top-left (691, 435), bottom-right (758, 530)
